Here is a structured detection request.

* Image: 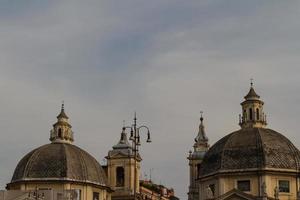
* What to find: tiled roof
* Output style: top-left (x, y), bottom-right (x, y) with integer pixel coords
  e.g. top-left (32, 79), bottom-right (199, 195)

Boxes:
top-left (11, 143), bottom-right (108, 186)
top-left (200, 128), bottom-right (300, 177)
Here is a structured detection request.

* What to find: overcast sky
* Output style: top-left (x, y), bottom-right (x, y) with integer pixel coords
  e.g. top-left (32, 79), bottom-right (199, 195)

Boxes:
top-left (1, 1), bottom-right (300, 199)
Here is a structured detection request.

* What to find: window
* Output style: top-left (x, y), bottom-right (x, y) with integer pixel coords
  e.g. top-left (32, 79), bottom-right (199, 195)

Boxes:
top-left (237, 180), bottom-right (250, 192)
top-left (196, 164), bottom-right (201, 178)
top-left (116, 167), bottom-right (125, 187)
top-left (249, 108), bottom-right (253, 120)
top-left (70, 190), bottom-right (81, 200)
top-left (93, 192), bottom-right (99, 200)
top-left (58, 128), bottom-right (62, 138)
top-left (57, 193), bottom-right (63, 200)
top-left (256, 108), bottom-right (260, 120)
top-left (209, 184), bottom-right (215, 196)
top-left (279, 180), bottom-right (290, 193)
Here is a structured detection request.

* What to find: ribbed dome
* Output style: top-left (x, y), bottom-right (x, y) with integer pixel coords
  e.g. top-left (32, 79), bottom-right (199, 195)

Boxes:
top-left (10, 143), bottom-right (108, 186)
top-left (200, 128), bottom-right (300, 177)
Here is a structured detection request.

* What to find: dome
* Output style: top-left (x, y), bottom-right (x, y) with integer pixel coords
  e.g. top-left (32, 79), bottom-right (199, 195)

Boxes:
top-left (200, 127), bottom-right (300, 177)
top-left (10, 143), bottom-right (108, 186)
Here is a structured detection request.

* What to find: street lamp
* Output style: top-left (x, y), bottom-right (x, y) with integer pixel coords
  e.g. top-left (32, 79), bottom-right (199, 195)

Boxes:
top-left (123, 112), bottom-right (151, 200)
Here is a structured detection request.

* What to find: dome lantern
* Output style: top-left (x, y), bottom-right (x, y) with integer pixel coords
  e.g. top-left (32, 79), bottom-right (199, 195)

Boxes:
top-left (239, 82), bottom-right (267, 128)
top-left (49, 103), bottom-right (74, 143)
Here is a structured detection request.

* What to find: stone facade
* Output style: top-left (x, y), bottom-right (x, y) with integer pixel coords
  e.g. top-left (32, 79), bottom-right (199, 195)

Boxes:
top-left (6, 104), bottom-right (112, 200)
top-left (106, 127), bottom-right (141, 200)
top-left (106, 127), bottom-right (178, 200)
top-left (196, 85), bottom-right (300, 200)
top-left (188, 113), bottom-right (209, 200)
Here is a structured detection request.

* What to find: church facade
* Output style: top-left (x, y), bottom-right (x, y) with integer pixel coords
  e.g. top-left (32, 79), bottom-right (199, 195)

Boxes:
top-left (2, 83), bottom-right (299, 200)
top-left (106, 126), bottom-right (179, 200)
top-left (1, 104), bottom-right (178, 200)
top-left (6, 105), bottom-right (112, 200)
top-left (188, 84), bottom-right (300, 200)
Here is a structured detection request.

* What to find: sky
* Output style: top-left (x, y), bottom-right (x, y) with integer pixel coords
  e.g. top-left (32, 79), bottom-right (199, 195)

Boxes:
top-left (1, 1), bottom-right (300, 199)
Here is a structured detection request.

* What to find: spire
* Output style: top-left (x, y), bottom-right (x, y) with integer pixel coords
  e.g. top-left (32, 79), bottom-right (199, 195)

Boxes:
top-left (113, 127), bottom-right (132, 150)
top-left (190, 112), bottom-right (209, 157)
top-left (195, 111), bottom-right (208, 144)
top-left (239, 82), bottom-right (267, 128)
top-left (50, 103), bottom-right (74, 143)
top-left (244, 81), bottom-right (260, 100)
top-left (57, 101), bottom-right (69, 119)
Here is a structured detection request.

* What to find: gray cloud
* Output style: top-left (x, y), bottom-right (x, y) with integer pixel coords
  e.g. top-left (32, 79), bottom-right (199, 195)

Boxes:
top-left (1, 1), bottom-right (300, 199)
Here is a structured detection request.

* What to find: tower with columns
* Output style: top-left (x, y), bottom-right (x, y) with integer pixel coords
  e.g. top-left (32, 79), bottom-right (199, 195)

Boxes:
top-left (49, 103), bottom-right (74, 143)
top-left (106, 127), bottom-right (141, 200)
top-left (187, 112), bottom-right (209, 200)
top-left (197, 84), bottom-right (300, 200)
top-left (239, 82), bottom-right (267, 129)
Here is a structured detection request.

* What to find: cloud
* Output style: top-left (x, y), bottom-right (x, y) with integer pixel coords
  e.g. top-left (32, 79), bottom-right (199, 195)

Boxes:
top-left (1, 1), bottom-right (300, 199)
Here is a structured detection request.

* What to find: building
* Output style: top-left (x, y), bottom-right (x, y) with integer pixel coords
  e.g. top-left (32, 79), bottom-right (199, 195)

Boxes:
top-left (197, 84), bottom-right (300, 200)
top-left (106, 126), bottom-right (179, 200)
top-left (140, 180), bottom-right (179, 200)
top-left (5, 104), bottom-right (112, 200)
top-left (1, 104), bottom-right (178, 200)
top-left (187, 113), bottom-right (210, 200)
top-left (106, 127), bottom-right (140, 200)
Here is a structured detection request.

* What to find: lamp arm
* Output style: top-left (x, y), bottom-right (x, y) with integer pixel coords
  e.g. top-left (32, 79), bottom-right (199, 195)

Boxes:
top-left (137, 125), bottom-right (150, 133)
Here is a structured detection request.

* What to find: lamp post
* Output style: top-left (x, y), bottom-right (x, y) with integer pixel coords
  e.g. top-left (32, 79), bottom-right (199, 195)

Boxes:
top-left (123, 112), bottom-right (151, 200)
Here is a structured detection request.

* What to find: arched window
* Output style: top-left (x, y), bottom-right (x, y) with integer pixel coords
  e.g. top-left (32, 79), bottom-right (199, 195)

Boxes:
top-left (243, 109), bottom-right (247, 121)
top-left (116, 167), bottom-right (125, 187)
top-left (249, 108), bottom-right (253, 120)
top-left (256, 108), bottom-right (259, 120)
top-left (196, 163), bottom-right (201, 178)
top-left (58, 128), bottom-right (62, 138)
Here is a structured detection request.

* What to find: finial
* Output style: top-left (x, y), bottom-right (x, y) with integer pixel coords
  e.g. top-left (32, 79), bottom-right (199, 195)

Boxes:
top-left (122, 120), bottom-right (126, 131)
top-left (61, 100), bottom-right (65, 111)
top-left (200, 111), bottom-right (204, 122)
top-left (250, 78), bottom-right (254, 87)
top-left (134, 111), bottom-right (137, 126)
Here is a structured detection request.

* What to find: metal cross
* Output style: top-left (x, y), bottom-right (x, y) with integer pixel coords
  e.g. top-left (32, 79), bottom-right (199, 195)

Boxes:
top-left (250, 78), bottom-right (254, 87)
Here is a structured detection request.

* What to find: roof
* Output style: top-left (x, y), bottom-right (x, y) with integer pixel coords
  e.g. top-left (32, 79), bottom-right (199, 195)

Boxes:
top-left (10, 143), bottom-right (108, 187)
top-left (57, 108), bottom-right (69, 119)
top-left (140, 180), bottom-right (178, 199)
top-left (106, 128), bottom-right (142, 160)
top-left (217, 188), bottom-right (275, 200)
top-left (200, 128), bottom-right (300, 177)
top-left (112, 128), bottom-right (132, 150)
top-left (244, 87), bottom-right (260, 100)
top-left (191, 114), bottom-right (209, 159)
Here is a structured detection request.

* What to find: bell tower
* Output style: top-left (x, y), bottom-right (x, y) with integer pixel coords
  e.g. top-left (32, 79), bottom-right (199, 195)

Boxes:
top-left (106, 127), bottom-right (141, 200)
top-left (239, 82), bottom-right (267, 129)
top-left (188, 112), bottom-right (209, 200)
top-left (50, 103), bottom-right (74, 144)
